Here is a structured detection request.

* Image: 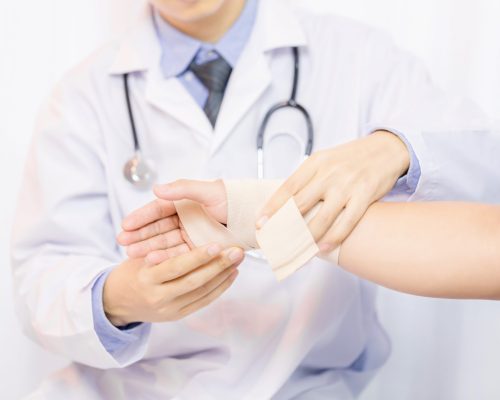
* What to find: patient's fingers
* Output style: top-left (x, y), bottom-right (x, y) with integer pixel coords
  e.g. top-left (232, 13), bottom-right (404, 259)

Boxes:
top-left (122, 199), bottom-right (176, 231)
top-left (154, 179), bottom-right (223, 206)
top-left (118, 215), bottom-right (179, 246)
top-left (126, 229), bottom-right (185, 258)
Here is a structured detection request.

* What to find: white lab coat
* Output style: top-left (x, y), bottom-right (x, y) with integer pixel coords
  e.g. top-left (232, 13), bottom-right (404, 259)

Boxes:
top-left (11, 1), bottom-right (500, 399)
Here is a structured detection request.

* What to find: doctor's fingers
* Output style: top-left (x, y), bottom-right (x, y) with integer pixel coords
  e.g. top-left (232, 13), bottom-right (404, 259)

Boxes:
top-left (118, 215), bottom-right (180, 246)
top-left (126, 228), bottom-right (185, 259)
top-left (292, 179), bottom-right (328, 215)
top-left (146, 244), bottom-right (241, 283)
top-left (319, 196), bottom-right (370, 251)
top-left (177, 269), bottom-right (239, 319)
top-left (307, 191), bottom-right (347, 243)
top-left (161, 247), bottom-right (244, 298)
top-left (256, 161), bottom-right (318, 227)
top-left (172, 266), bottom-right (239, 316)
top-left (121, 199), bottom-right (177, 232)
top-left (145, 244), bottom-right (191, 265)
top-left (142, 243), bottom-right (222, 284)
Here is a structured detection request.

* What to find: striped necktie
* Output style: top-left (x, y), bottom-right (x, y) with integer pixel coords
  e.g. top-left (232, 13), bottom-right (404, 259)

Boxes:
top-left (188, 54), bottom-right (233, 127)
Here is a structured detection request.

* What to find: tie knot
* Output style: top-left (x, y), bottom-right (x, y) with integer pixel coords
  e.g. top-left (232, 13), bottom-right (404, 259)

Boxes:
top-left (188, 55), bottom-right (233, 93)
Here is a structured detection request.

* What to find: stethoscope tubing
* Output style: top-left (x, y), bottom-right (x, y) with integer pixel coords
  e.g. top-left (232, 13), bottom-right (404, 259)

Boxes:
top-left (123, 73), bottom-right (140, 153)
top-left (256, 47), bottom-right (314, 179)
top-left (123, 46), bottom-right (314, 185)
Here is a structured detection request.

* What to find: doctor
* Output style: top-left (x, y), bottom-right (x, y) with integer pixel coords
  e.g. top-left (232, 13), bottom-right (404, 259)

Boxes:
top-left (11, 0), bottom-right (499, 399)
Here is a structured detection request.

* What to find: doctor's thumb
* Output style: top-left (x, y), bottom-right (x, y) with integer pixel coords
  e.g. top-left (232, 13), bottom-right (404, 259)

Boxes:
top-left (256, 193), bottom-right (290, 229)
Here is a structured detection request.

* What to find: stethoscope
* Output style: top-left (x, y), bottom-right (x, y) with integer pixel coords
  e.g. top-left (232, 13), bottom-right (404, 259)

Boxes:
top-left (122, 46), bottom-right (314, 188)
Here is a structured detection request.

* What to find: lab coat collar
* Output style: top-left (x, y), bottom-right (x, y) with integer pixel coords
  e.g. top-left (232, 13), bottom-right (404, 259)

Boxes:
top-left (107, 0), bottom-right (308, 147)
top-left (108, 6), bottom-right (160, 75)
top-left (257, 0), bottom-right (308, 52)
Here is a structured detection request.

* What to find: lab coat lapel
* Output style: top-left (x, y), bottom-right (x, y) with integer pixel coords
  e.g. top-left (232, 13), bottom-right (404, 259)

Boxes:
top-left (144, 67), bottom-right (213, 138)
top-left (212, 49), bottom-right (272, 152)
top-left (108, 5), bottom-right (212, 139)
top-left (211, 0), bottom-right (308, 154)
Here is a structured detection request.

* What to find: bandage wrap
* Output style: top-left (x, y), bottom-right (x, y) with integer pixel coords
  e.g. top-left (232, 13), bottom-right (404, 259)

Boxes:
top-left (175, 180), bottom-right (340, 281)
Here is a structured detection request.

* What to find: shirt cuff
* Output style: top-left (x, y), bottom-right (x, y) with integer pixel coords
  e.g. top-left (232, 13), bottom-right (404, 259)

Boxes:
top-left (372, 128), bottom-right (422, 195)
top-left (91, 268), bottom-right (151, 358)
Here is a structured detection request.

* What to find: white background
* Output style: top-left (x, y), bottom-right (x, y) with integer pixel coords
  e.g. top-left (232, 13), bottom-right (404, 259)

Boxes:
top-left (1, 0), bottom-right (499, 399)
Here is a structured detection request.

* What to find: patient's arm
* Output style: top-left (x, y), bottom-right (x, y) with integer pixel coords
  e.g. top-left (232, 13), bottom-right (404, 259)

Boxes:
top-left (340, 201), bottom-right (500, 300)
top-left (120, 179), bottom-right (500, 299)
top-left (121, 179), bottom-right (337, 280)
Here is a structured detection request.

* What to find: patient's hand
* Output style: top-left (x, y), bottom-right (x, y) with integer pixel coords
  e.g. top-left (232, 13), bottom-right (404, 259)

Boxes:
top-left (118, 179), bottom-right (228, 265)
top-left (155, 179), bottom-right (227, 224)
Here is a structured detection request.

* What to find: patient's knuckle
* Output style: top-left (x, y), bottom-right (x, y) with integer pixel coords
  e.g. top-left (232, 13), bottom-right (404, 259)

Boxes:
top-left (154, 219), bottom-right (164, 235)
top-left (161, 232), bottom-right (171, 248)
top-left (153, 199), bottom-right (165, 217)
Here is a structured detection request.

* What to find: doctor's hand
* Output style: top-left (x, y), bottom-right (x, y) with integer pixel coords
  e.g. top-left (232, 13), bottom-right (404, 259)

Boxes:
top-left (257, 131), bottom-right (410, 252)
top-left (103, 244), bottom-right (243, 326)
top-left (118, 180), bottom-right (227, 265)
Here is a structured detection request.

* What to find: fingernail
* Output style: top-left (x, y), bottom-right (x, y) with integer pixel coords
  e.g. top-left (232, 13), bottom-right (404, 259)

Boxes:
top-left (256, 216), bottom-right (269, 229)
top-left (319, 243), bottom-right (334, 253)
top-left (207, 244), bottom-right (222, 256)
top-left (228, 248), bottom-right (243, 262)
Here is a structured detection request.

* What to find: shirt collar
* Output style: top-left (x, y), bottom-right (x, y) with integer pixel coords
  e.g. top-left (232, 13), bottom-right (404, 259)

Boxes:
top-left (153, 0), bottom-right (258, 78)
top-left (107, 0), bottom-right (307, 76)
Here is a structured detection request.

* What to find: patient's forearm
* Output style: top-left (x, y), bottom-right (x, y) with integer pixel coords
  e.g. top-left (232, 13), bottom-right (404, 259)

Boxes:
top-left (174, 179), bottom-right (500, 299)
top-left (340, 202), bottom-right (500, 300)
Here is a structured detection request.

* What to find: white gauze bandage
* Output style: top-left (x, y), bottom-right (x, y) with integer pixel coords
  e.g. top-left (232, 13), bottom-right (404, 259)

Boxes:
top-left (175, 180), bottom-right (340, 281)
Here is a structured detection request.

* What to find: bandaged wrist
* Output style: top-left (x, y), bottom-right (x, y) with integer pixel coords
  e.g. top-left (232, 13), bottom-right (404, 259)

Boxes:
top-left (175, 180), bottom-right (340, 281)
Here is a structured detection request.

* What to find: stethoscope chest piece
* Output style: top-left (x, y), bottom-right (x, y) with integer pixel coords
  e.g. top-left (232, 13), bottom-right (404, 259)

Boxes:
top-left (123, 152), bottom-right (156, 189)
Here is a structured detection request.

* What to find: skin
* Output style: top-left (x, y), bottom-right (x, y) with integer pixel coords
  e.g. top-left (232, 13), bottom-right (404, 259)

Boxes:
top-left (149, 0), bottom-right (246, 42)
top-left (104, 244), bottom-right (243, 326)
top-left (256, 131), bottom-right (410, 253)
top-left (119, 179), bottom-right (500, 300)
top-left (339, 201), bottom-right (500, 300)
